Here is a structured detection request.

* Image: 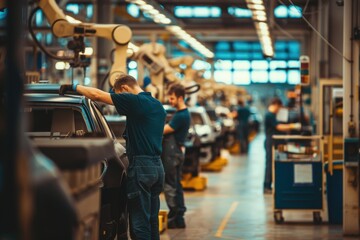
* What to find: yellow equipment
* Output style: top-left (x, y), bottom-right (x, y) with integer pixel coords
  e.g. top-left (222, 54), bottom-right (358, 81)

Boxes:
top-left (181, 173), bottom-right (208, 191)
top-left (158, 209), bottom-right (168, 233)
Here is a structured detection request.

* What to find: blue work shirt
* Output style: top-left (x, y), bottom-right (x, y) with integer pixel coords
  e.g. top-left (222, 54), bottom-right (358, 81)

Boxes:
top-left (168, 108), bottom-right (191, 146)
top-left (265, 111), bottom-right (279, 138)
top-left (237, 106), bottom-right (251, 124)
top-left (111, 92), bottom-right (166, 159)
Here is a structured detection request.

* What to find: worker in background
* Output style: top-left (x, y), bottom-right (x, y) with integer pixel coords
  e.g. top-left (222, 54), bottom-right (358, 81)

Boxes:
top-left (228, 98), bottom-right (251, 154)
top-left (59, 74), bottom-right (166, 240)
top-left (235, 98), bottom-right (251, 153)
top-left (162, 83), bottom-right (191, 229)
top-left (264, 97), bottom-right (301, 194)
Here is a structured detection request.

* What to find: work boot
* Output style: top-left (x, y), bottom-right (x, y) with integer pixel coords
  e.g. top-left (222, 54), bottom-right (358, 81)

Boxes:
top-left (167, 219), bottom-right (177, 229)
top-left (167, 218), bottom-right (186, 229)
top-left (176, 217), bottom-right (186, 228)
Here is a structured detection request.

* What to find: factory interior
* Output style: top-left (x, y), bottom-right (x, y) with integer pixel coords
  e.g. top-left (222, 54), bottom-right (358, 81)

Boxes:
top-left (1, 0), bottom-right (360, 239)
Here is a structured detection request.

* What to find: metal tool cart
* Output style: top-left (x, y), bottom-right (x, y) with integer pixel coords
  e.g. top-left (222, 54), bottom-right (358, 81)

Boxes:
top-left (272, 135), bottom-right (323, 224)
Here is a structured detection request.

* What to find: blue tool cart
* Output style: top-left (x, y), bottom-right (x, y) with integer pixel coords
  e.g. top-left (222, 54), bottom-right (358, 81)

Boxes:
top-left (272, 135), bottom-right (323, 224)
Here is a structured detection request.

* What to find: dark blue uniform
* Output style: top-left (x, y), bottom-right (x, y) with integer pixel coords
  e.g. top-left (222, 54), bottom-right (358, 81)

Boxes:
top-left (162, 108), bottom-right (190, 228)
top-left (169, 108), bottom-right (191, 145)
top-left (236, 106), bottom-right (251, 152)
top-left (111, 92), bottom-right (166, 240)
top-left (264, 111), bottom-right (278, 190)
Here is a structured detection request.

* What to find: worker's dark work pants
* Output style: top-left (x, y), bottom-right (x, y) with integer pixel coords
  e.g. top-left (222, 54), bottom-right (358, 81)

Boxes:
top-left (162, 135), bottom-right (186, 223)
top-left (237, 121), bottom-right (249, 153)
top-left (264, 137), bottom-right (273, 189)
top-left (126, 155), bottom-right (164, 240)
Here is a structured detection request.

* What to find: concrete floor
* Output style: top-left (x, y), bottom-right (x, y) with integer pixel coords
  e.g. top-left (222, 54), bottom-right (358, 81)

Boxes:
top-left (159, 134), bottom-right (358, 240)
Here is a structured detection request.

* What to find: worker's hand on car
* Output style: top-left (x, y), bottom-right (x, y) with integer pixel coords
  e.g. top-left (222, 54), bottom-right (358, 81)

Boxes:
top-left (59, 84), bottom-right (78, 95)
top-left (291, 122), bottom-right (302, 130)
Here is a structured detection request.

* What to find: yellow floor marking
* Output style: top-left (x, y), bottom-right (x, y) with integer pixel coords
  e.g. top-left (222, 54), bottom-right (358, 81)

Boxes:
top-left (215, 201), bottom-right (239, 238)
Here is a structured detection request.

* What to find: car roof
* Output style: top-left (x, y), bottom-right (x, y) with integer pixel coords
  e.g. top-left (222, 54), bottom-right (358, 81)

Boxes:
top-left (189, 106), bottom-right (206, 114)
top-left (163, 104), bottom-right (176, 112)
top-left (24, 84), bottom-right (85, 105)
top-left (104, 115), bottom-right (127, 122)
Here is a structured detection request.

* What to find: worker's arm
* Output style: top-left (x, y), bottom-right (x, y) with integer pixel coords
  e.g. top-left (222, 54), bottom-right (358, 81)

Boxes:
top-left (276, 123), bottom-right (301, 132)
top-left (163, 124), bottom-right (175, 135)
top-left (227, 111), bottom-right (237, 119)
top-left (59, 84), bottom-right (114, 105)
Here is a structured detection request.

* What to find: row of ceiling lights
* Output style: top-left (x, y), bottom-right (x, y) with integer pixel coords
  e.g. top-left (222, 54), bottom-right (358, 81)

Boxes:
top-left (166, 26), bottom-right (214, 58)
top-left (125, 0), bottom-right (172, 24)
top-left (246, 0), bottom-right (274, 58)
top-left (125, 0), bottom-right (214, 58)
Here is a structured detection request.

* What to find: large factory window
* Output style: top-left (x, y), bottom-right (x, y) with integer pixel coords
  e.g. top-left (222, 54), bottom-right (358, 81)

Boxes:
top-left (174, 6), bottom-right (221, 18)
top-left (214, 70), bottom-right (232, 85)
top-left (127, 3), bottom-right (140, 18)
top-left (274, 5), bottom-right (302, 18)
top-left (228, 7), bottom-right (252, 18)
top-left (233, 71), bottom-right (251, 85)
top-left (213, 41), bottom-right (301, 85)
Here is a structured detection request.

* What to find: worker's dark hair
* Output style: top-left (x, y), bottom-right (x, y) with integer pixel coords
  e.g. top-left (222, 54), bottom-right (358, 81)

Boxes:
top-left (269, 97), bottom-right (283, 106)
top-left (168, 83), bottom-right (185, 99)
top-left (238, 98), bottom-right (245, 106)
top-left (113, 74), bottom-right (138, 90)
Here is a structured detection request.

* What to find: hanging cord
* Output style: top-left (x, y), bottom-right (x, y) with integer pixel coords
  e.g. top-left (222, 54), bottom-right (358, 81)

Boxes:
top-left (185, 84), bottom-right (201, 95)
top-left (99, 48), bottom-right (117, 90)
top-left (274, 21), bottom-right (296, 39)
top-left (281, 0), bottom-right (352, 63)
top-left (349, 0), bottom-right (354, 123)
top-left (357, 0), bottom-right (359, 27)
top-left (99, 72), bottom-right (110, 90)
top-left (28, 7), bottom-right (74, 62)
top-left (71, 68), bottom-right (74, 85)
top-left (302, 0), bottom-right (310, 13)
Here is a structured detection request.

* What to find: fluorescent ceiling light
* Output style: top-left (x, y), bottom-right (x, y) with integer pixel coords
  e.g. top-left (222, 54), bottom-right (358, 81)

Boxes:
top-left (156, 14), bottom-right (166, 19)
top-left (248, 4), bottom-right (265, 10)
top-left (258, 22), bottom-right (268, 29)
top-left (253, 10), bottom-right (266, 16)
top-left (148, 9), bottom-right (159, 15)
top-left (140, 4), bottom-right (153, 11)
top-left (259, 28), bottom-right (270, 34)
top-left (160, 18), bottom-right (171, 24)
top-left (250, 0), bottom-right (263, 4)
top-left (129, 0), bottom-right (214, 58)
top-left (168, 26), bottom-right (181, 31)
top-left (133, 0), bottom-right (146, 5)
top-left (166, 25), bottom-right (214, 58)
top-left (253, 15), bottom-right (267, 21)
top-left (245, 0), bottom-right (273, 57)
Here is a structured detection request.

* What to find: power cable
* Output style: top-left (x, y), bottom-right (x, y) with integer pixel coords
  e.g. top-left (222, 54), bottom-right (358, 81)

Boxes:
top-left (274, 21), bottom-right (296, 39)
top-left (29, 7), bottom-right (74, 61)
top-left (302, 0), bottom-right (310, 14)
top-left (281, 0), bottom-right (351, 62)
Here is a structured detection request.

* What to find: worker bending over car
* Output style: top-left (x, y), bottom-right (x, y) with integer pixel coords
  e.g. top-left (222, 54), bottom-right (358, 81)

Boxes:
top-left (60, 74), bottom-right (166, 240)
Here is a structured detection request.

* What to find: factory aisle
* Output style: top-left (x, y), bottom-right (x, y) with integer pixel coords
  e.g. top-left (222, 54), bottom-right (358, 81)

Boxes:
top-left (160, 133), bottom-right (354, 240)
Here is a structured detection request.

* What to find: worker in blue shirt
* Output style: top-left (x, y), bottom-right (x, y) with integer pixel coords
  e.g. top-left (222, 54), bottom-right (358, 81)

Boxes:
top-left (162, 83), bottom-right (191, 229)
top-left (264, 97), bottom-right (301, 194)
top-left (59, 74), bottom-right (166, 240)
top-left (234, 99), bottom-right (251, 153)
